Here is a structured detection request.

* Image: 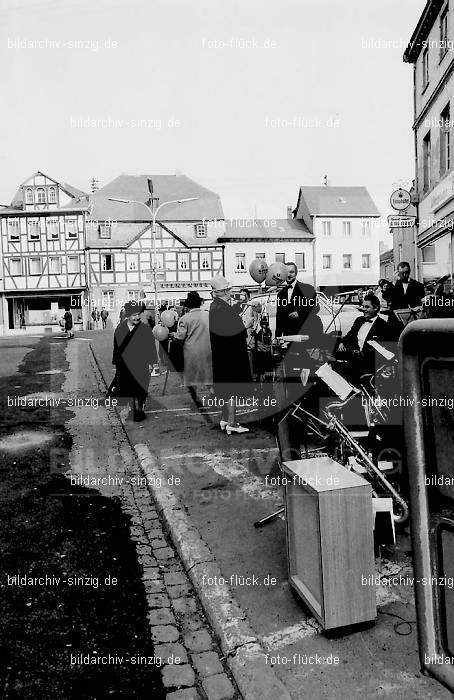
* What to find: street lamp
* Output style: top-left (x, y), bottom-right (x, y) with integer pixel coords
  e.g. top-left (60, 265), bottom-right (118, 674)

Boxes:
top-left (108, 195), bottom-right (198, 319)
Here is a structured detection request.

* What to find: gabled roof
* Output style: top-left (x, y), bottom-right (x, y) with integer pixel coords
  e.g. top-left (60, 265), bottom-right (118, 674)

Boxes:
top-left (295, 186), bottom-right (380, 218)
top-left (220, 218), bottom-right (313, 241)
top-left (90, 173), bottom-right (224, 222)
top-left (9, 170), bottom-right (89, 210)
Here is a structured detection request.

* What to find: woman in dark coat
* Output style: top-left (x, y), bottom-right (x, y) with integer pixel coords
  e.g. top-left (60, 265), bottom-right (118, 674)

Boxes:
top-left (110, 302), bottom-right (157, 421)
top-left (209, 275), bottom-right (252, 435)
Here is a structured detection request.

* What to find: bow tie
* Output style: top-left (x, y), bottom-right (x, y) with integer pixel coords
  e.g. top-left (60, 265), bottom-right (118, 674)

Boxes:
top-left (363, 318), bottom-right (373, 323)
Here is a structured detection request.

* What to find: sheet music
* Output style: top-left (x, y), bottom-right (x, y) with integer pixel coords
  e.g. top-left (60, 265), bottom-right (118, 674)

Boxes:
top-left (367, 340), bottom-right (395, 360)
top-left (315, 363), bottom-right (355, 401)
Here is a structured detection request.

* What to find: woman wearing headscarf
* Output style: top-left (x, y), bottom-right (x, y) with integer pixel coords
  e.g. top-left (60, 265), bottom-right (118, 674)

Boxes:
top-left (171, 291), bottom-right (212, 406)
top-left (109, 302), bottom-right (157, 421)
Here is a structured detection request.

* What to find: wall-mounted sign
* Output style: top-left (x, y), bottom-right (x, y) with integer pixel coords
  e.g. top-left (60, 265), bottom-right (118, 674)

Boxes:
top-left (388, 215), bottom-right (416, 228)
top-left (390, 189), bottom-right (411, 211)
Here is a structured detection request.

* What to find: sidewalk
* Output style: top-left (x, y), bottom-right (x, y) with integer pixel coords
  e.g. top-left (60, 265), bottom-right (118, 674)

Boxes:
top-left (86, 329), bottom-right (450, 700)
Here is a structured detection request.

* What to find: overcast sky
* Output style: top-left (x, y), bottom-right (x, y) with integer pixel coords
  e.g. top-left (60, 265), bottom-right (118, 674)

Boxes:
top-left (0, 0), bottom-right (426, 242)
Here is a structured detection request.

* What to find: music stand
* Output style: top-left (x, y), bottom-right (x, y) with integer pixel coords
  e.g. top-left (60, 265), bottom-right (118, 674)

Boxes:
top-left (393, 308), bottom-right (420, 327)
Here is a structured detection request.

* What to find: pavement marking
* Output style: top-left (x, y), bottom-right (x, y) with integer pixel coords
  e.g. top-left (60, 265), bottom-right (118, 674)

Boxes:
top-left (261, 620), bottom-right (321, 651)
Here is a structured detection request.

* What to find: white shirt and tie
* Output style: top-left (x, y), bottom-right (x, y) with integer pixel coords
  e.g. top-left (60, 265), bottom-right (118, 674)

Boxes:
top-left (357, 316), bottom-right (377, 351)
top-left (287, 280), bottom-right (297, 303)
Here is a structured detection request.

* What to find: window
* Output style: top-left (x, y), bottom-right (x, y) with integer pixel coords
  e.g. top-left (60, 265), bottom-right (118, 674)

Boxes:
top-left (27, 219), bottom-right (40, 241)
top-left (440, 8), bottom-right (449, 60)
top-left (37, 188), bottom-right (45, 204)
top-left (178, 252), bottom-right (190, 270)
top-left (29, 257), bottom-right (42, 275)
top-left (127, 254), bottom-right (138, 271)
top-left (7, 219), bottom-right (20, 242)
top-left (440, 103), bottom-right (451, 176)
top-left (422, 245), bottom-right (436, 263)
top-left (398, 244), bottom-right (403, 262)
top-left (423, 131), bottom-right (431, 191)
top-left (343, 254), bottom-right (352, 269)
top-left (275, 253), bottom-right (285, 263)
top-left (99, 223), bottom-right (111, 239)
top-left (48, 187), bottom-right (56, 204)
top-left (194, 223), bottom-right (207, 238)
top-left (154, 253), bottom-right (164, 269)
top-left (101, 254), bottom-right (113, 271)
top-left (256, 253), bottom-right (266, 259)
top-left (199, 252), bottom-right (212, 269)
top-left (47, 218), bottom-right (59, 239)
top-left (362, 254), bottom-right (371, 269)
top-left (235, 253), bottom-right (246, 271)
top-left (342, 221), bottom-right (351, 237)
top-left (102, 290), bottom-right (115, 309)
top-left (295, 253), bottom-right (306, 270)
top-left (49, 256), bottom-right (61, 274)
top-left (67, 256), bottom-right (79, 273)
top-left (66, 219), bottom-right (78, 238)
top-left (25, 188), bottom-right (33, 204)
top-left (322, 221), bottom-right (332, 237)
top-left (128, 290), bottom-right (140, 301)
top-left (322, 254), bottom-right (331, 269)
top-left (422, 47), bottom-right (429, 89)
top-left (362, 219), bottom-right (371, 237)
top-left (10, 258), bottom-right (21, 276)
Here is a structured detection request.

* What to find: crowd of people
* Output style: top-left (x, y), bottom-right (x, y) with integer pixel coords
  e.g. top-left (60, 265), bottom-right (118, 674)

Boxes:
top-left (106, 260), bottom-right (453, 427)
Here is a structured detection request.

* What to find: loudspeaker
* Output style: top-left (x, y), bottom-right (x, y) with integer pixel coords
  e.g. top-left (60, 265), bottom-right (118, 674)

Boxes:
top-left (283, 456), bottom-right (376, 630)
top-left (401, 319), bottom-right (454, 691)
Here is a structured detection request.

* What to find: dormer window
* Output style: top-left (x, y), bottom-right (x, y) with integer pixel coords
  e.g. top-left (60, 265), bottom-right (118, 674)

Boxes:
top-left (25, 188), bottom-right (33, 204)
top-left (37, 188), bottom-right (46, 204)
top-left (99, 223), bottom-right (112, 239)
top-left (48, 187), bottom-right (56, 204)
top-left (194, 223), bottom-right (207, 238)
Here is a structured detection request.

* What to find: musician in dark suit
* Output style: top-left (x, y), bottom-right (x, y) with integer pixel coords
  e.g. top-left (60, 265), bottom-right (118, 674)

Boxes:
top-left (391, 261), bottom-right (425, 310)
top-left (275, 262), bottom-right (319, 340)
top-left (337, 293), bottom-right (401, 379)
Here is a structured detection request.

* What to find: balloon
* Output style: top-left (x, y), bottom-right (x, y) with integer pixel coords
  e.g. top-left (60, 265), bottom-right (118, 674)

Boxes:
top-left (249, 258), bottom-right (268, 284)
top-left (265, 262), bottom-right (288, 287)
top-left (153, 325), bottom-right (169, 341)
top-left (161, 310), bottom-right (176, 328)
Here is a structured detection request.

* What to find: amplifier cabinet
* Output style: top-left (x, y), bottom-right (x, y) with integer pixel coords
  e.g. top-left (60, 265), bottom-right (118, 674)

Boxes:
top-left (283, 456), bottom-right (376, 630)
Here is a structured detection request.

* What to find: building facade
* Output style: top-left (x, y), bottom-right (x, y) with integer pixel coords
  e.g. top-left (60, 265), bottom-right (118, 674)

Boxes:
top-left (404, 0), bottom-right (454, 282)
top-left (0, 171), bottom-right (89, 334)
top-left (294, 186), bottom-right (381, 294)
top-left (220, 217), bottom-right (314, 290)
top-left (86, 174), bottom-right (225, 324)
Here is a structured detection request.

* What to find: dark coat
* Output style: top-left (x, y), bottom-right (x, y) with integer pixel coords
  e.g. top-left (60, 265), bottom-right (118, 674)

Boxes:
top-left (64, 311), bottom-right (73, 331)
top-left (111, 321), bottom-right (157, 400)
top-left (209, 297), bottom-right (252, 399)
top-left (275, 281), bottom-right (320, 339)
top-left (391, 278), bottom-right (425, 309)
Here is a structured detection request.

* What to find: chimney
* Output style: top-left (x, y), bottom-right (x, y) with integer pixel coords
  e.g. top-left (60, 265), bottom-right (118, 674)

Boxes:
top-left (287, 206), bottom-right (293, 220)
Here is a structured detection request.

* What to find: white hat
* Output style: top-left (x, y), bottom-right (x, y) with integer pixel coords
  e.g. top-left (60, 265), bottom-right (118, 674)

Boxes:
top-left (210, 275), bottom-right (231, 291)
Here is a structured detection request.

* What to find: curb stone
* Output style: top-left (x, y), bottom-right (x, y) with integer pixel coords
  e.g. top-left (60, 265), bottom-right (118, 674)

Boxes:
top-left (88, 341), bottom-right (292, 700)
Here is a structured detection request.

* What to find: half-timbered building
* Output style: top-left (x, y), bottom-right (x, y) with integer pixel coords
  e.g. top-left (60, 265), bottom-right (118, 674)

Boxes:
top-left (0, 171), bottom-right (89, 333)
top-left (87, 174), bottom-right (225, 324)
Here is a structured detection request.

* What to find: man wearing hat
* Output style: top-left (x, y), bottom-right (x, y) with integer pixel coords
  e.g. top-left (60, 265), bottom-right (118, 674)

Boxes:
top-left (109, 301), bottom-right (157, 421)
top-left (209, 275), bottom-right (251, 434)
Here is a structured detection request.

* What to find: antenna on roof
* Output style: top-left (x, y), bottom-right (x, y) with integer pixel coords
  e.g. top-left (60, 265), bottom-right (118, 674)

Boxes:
top-left (323, 175), bottom-right (329, 187)
top-left (90, 178), bottom-right (99, 193)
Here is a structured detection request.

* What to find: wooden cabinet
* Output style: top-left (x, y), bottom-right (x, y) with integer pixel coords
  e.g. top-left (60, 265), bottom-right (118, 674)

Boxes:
top-left (283, 456), bottom-right (376, 630)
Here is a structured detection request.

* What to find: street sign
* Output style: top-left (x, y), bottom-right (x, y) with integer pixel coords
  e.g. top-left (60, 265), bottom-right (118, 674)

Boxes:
top-left (387, 215), bottom-right (416, 228)
top-left (390, 188), bottom-right (411, 211)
